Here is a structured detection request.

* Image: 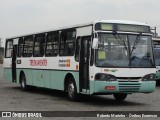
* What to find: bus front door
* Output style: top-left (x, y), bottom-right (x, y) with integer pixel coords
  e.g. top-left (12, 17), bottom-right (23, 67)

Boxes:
top-left (12, 45), bottom-right (17, 82)
top-left (79, 36), bottom-right (90, 92)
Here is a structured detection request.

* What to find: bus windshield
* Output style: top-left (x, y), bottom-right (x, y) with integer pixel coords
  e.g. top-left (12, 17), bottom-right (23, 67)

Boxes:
top-left (95, 33), bottom-right (155, 67)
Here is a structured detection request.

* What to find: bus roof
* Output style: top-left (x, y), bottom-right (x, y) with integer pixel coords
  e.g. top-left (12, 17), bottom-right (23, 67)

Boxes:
top-left (94, 20), bottom-right (149, 26)
top-left (6, 20), bottom-right (149, 39)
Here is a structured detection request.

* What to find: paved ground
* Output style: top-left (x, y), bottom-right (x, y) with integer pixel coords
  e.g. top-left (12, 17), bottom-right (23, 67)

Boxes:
top-left (0, 64), bottom-right (160, 120)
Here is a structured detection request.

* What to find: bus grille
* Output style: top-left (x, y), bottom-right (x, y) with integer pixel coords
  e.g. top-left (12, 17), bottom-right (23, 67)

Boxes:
top-left (118, 83), bottom-right (141, 92)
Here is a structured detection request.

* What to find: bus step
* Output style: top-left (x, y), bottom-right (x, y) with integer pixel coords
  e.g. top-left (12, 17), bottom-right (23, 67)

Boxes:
top-left (80, 89), bottom-right (90, 94)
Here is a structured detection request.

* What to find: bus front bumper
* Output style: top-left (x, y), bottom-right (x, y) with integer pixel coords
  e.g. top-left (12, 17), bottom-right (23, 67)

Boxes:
top-left (93, 81), bottom-right (156, 94)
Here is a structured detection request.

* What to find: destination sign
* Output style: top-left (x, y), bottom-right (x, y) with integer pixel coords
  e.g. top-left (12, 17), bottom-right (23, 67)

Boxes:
top-left (117, 24), bottom-right (150, 33)
top-left (95, 23), bottom-right (150, 33)
top-left (100, 23), bottom-right (114, 31)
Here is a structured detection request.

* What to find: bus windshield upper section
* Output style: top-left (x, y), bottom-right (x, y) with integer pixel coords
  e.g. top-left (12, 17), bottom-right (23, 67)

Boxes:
top-left (95, 33), bottom-right (155, 68)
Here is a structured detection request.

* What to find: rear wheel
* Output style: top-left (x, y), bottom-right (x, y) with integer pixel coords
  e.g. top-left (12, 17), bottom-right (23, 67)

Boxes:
top-left (113, 93), bottom-right (127, 101)
top-left (20, 74), bottom-right (29, 91)
top-left (67, 78), bottom-right (79, 101)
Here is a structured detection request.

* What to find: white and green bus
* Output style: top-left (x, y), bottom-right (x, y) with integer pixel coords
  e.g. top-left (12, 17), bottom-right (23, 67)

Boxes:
top-left (152, 37), bottom-right (160, 83)
top-left (3, 20), bottom-right (156, 101)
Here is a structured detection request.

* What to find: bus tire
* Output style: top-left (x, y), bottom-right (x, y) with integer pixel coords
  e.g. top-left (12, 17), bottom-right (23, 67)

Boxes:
top-left (66, 78), bottom-right (79, 101)
top-left (113, 93), bottom-right (127, 101)
top-left (20, 73), bottom-right (28, 91)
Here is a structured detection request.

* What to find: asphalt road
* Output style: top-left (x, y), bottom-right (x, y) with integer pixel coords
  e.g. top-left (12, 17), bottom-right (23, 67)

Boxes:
top-left (0, 64), bottom-right (160, 120)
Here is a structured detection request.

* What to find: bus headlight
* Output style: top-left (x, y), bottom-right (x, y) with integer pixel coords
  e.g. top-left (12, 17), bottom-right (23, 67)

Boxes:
top-left (142, 73), bottom-right (156, 81)
top-left (95, 73), bottom-right (117, 81)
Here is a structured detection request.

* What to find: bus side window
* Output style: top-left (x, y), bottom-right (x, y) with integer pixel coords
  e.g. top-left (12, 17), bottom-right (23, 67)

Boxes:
top-left (75, 37), bottom-right (80, 62)
top-left (23, 36), bottom-right (33, 57)
top-left (5, 40), bottom-right (13, 58)
top-left (33, 34), bottom-right (45, 57)
top-left (60, 29), bottom-right (76, 56)
top-left (45, 32), bottom-right (59, 57)
top-left (17, 37), bottom-right (23, 57)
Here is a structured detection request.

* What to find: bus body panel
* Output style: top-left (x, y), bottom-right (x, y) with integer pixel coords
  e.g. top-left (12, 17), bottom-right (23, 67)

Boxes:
top-left (3, 67), bottom-right (156, 94)
top-left (3, 68), bottom-right (12, 82)
top-left (89, 67), bottom-right (156, 94)
top-left (76, 26), bottom-right (92, 37)
top-left (101, 68), bottom-right (156, 78)
top-left (15, 56), bottom-right (79, 89)
top-left (44, 70), bottom-right (51, 88)
top-left (93, 81), bottom-right (156, 94)
top-left (3, 58), bottom-right (12, 82)
top-left (15, 68), bottom-right (79, 91)
top-left (16, 57), bottom-right (78, 71)
top-left (32, 70), bottom-right (44, 87)
top-left (89, 66), bottom-right (156, 80)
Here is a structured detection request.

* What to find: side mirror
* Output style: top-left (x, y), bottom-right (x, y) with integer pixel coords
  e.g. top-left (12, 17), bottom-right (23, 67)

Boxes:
top-left (92, 38), bottom-right (99, 49)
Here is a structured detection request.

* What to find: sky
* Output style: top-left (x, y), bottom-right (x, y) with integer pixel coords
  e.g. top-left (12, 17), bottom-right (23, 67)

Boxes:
top-left (0, 0), bottom-right (160, 47)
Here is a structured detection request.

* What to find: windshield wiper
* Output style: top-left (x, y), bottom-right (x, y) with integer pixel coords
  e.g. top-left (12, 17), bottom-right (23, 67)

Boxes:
top-left (113, 31), bottom-right (128, 51)
top-left (130, 33), bottom-right (142, 56)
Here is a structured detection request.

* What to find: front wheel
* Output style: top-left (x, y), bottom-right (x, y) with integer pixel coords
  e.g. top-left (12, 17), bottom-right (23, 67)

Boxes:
top-left (113, 93), bottom-right (127, 101)
top-left (67, 79), bottom-right (79, 101)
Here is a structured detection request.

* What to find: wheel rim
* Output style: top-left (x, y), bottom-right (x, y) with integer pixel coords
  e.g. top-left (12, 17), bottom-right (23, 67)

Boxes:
top-left (68, 83), bottom-right (74, 98)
